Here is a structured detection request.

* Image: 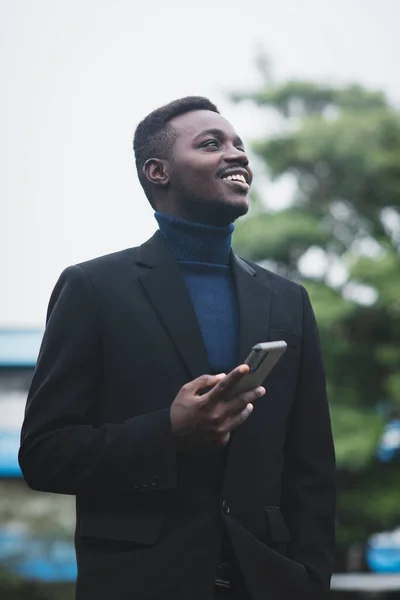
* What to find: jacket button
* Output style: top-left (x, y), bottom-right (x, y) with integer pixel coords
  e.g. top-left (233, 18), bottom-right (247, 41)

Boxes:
top-left (221, 500), bottom-right (230, 515)
top-left (150, 476), bottom-right (159, 488)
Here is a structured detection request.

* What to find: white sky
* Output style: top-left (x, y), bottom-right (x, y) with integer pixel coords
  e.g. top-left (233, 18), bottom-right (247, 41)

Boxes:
top-left (1, 0), bottom-right (399, 326)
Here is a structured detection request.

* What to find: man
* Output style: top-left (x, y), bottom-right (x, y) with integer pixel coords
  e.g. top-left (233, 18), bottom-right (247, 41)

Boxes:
top-left (19, 97), bottom-right (335, 600)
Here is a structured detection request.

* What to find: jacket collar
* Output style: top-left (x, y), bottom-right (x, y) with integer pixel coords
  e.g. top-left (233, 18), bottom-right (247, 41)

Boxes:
top-left (136, 231), bottom-right (271, 378)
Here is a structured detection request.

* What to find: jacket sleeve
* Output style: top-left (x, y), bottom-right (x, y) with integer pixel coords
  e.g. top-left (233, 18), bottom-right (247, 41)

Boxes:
top-left (19, 265), bottom-right (178, 498)
top-left (281, 285), bottom-right (336, 598)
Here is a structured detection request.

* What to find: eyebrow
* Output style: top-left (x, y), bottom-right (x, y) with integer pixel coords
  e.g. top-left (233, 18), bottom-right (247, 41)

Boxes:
top-left (194, 128), bottom-right (244, 147)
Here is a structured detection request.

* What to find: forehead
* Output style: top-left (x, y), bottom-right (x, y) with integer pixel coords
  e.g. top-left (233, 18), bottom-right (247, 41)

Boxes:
top-left (169, 110), bottom-right (239, 141)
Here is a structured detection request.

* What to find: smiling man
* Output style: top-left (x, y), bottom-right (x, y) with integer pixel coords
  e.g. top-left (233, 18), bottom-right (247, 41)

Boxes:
top-left (19, 97), bottom-right (336, 600)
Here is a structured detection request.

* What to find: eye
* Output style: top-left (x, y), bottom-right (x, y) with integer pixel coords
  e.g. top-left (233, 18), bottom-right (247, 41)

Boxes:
top-left (202, 139), bottom-right (220, 149)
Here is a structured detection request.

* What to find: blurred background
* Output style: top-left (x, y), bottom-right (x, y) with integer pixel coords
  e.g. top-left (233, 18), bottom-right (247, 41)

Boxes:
top-left (1, 0), bottom-right (399, 597)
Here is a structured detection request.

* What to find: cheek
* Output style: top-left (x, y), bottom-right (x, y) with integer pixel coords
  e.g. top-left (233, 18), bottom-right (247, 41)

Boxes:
top-left (177, 169), bottom-right (215, 192)
top-left (177, 154), bottom-right (218, 180)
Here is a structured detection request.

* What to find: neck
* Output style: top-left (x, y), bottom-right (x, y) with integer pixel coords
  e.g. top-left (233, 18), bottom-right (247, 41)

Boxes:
top-left (154, 211), bottom-right (234, 266)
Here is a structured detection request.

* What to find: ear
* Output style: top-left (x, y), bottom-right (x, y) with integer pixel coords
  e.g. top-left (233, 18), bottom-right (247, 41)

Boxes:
top-left (142, 158), bottom-right (169, 188)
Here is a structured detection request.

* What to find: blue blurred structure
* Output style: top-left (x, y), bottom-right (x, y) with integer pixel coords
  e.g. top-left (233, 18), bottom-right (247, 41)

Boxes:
top-left (0, 531), bottom-right (77, 581)
top-left (367, 529), bottom-right (400, 573)
top-left (376, 420), bottom-right (400, 463)
top-left (0, 431), bottom-right (23, 477)
top-left (0, 329), bottom-right (77, 583)
top-left (369, 419), bottom-right (400, 574)
top-left (0, 329), bottom-right (43, 477)
top-left (0, 329), bottom-right (42, 367)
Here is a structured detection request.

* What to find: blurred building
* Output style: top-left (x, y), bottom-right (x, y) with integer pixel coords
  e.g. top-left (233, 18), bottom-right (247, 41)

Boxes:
top-left (0, 329), bottom-right (41, 478)
top-left (0, 329), bottom-right (76, 583)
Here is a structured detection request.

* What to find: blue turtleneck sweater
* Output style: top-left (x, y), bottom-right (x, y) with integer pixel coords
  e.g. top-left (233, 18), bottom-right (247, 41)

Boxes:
top-left (155, 211), bottom-right (239, 568)
top-left (155, 212), bottom-right (239, 375)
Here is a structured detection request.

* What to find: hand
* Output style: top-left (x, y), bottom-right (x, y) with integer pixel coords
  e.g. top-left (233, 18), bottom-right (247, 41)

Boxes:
top-left (170, 365), bottom-right (266, 450)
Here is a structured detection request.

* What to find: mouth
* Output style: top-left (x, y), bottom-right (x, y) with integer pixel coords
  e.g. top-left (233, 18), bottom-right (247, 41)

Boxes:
top-left (220, 170), bottom-right (250, 193)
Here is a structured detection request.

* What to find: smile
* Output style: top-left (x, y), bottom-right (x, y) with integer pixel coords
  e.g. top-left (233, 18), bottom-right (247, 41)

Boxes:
top-left (222, 174), bottom-right (247, 185)
top-left (221, 175), bottom-right (249, 192)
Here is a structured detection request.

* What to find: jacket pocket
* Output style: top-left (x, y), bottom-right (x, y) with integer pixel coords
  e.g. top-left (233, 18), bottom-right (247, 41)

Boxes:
top-left (267, 329), bottom-right (301, 351)
top-left (78, 509), bottom-right (163, 546)
top-left (264, 506), bottom-right (291, 544)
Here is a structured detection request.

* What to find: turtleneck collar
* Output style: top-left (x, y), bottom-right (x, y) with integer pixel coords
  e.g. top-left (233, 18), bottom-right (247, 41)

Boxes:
top-left (154, 211), bottom-right (234, 266)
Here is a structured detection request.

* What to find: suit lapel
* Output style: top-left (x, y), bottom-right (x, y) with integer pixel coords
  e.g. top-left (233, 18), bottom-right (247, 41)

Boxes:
top-left (232, 254), bottom-right (271, 362)
top-left (137, 232), bottom-right (210, 380)
top-left (222, 254), bottom-right (272, 499)
top-left (137, 236), bottom-right (273, 493)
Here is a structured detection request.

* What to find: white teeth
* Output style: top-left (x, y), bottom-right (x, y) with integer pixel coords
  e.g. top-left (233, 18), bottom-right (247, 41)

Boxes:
top-left (222, 174), bottom-right (247, 184)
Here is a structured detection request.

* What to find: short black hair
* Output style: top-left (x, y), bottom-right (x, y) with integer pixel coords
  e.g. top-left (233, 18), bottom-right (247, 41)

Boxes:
top-left (133, 96), bottom-right (219, 203)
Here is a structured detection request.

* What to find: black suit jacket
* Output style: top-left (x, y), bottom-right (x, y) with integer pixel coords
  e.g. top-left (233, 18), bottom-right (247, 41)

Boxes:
top-left (19, 231), bottom-right (335, 600)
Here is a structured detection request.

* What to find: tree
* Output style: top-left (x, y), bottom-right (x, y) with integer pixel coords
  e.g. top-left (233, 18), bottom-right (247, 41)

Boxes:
top-left (231, 67), bottom-right (400, 564)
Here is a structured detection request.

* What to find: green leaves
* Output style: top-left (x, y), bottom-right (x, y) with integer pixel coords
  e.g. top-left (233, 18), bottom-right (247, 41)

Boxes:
top-left (231, 69), bottom-right (400, 551)
top-left (233, 209), bottom-right (330, 264)
top-left (349, 251), bottom-right (400, 308)
top-left (331, 404), bottom-right (385, 470)
top-left (231, 79), bottom-right (389, 118)
top-left (232, 81), bottom-right (336, 117)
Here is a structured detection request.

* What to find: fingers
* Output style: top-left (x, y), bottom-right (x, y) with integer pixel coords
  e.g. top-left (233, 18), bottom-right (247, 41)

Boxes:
top-left (188, 373), bottom-right (227, 395)
top-left (219, 432), bottom-right (231, 446)
top-left (215, 404), bottom-right (254, 446)
top-left (231, 402), bottom-right (254, 430)
top-left (206, 365), bottom-right (250, 403)
top-left (225, 386), bottom-right (265, 416)
top-left (177, 372), bottom-right (266, 450)
top-left (213, 387), bottom-right (266, 446)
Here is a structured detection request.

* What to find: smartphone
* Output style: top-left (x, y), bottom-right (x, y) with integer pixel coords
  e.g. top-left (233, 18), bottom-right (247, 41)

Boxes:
top-left (233, 341), bottom-right (287, 394)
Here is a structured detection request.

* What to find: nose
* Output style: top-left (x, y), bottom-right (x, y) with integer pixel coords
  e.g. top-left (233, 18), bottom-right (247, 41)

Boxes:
top-left (224, 145), bottom-right (249, 167)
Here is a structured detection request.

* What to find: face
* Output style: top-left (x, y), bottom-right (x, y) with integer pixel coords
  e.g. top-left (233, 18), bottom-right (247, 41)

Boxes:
top-left (162, 110), bottom-right (253, 226)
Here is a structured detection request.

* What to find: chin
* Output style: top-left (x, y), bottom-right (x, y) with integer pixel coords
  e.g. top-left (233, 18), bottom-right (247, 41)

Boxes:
top-left (182, 194), bottom-right (249, 227)
top-left (214, 197), bottom-right (249, 225)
